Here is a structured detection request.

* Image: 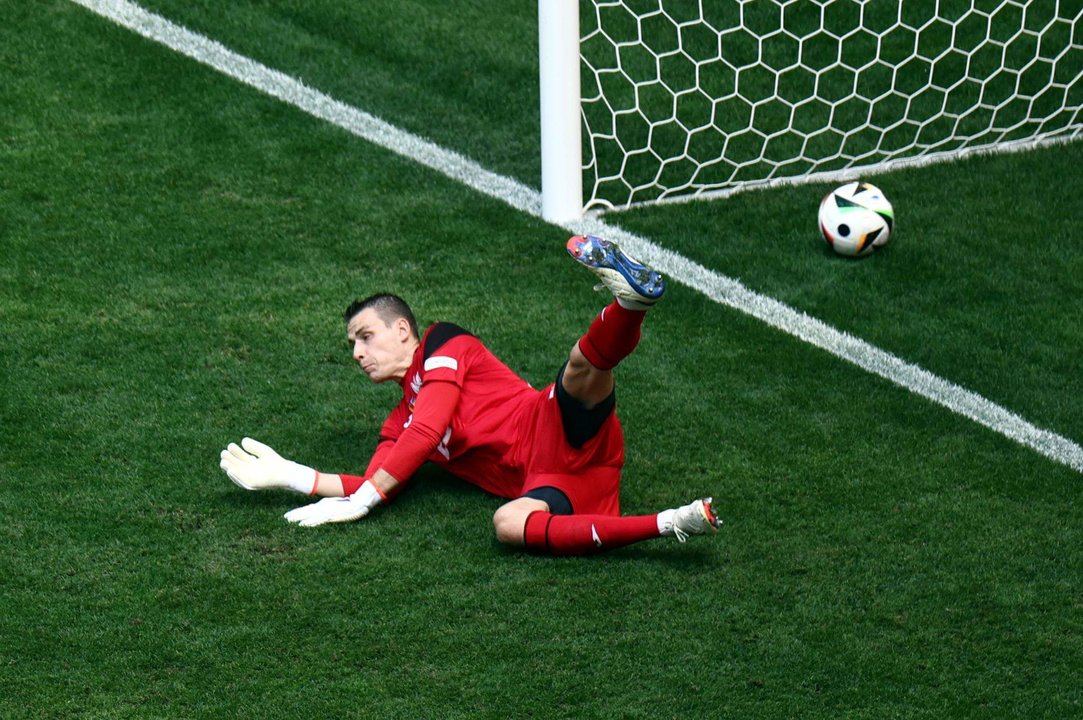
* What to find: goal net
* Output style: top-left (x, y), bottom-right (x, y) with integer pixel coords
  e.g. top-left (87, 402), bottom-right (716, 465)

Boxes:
top-left (574, 0), bottom-right (1083, 213)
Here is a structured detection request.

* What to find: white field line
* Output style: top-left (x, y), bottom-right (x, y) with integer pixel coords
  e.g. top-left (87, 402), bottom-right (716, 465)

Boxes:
top-left (70, 0), bottom-right (1083, 474)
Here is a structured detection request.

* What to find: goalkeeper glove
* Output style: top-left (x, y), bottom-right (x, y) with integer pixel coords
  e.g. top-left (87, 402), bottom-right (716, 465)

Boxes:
top-left (283, 481), bottom-right (383, 527)
top-left (219, 437), bottom-right (318, 494)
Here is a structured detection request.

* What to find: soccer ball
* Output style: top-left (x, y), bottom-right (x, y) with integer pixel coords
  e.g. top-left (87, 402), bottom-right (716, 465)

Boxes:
top-left (818, 181), bottom-right (894, 257)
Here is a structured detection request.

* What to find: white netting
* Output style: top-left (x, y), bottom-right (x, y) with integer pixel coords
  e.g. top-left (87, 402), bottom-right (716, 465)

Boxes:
top-left (580, 0), bottom-right (1083, 212)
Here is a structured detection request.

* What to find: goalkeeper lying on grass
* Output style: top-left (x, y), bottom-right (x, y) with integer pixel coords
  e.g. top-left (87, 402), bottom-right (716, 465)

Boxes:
top-left (220, 235), bottom-right (720, 556)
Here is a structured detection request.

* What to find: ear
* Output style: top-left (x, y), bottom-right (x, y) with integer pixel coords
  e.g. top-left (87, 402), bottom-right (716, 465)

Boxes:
top-left (395, 317), bottom-right (411, 341)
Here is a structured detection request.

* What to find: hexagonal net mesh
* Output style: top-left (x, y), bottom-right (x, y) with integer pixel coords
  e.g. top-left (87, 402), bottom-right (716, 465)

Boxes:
top-left (580, 0), bottom-right (1083, 212)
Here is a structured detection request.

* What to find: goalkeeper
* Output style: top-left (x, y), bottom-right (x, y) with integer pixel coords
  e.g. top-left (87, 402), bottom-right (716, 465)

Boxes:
top-left (219, 235), bottom-right (720, 556)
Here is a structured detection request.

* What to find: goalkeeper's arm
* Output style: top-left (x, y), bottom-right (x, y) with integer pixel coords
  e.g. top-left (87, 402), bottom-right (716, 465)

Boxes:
top-left (220, 381), bottom-right (459, 523)
top-left (326, 378), bottom-right (460, 497)
top-left (218, 439), bottom-right (397, 525)
top-left (273, 379), bottom-right (461, 527)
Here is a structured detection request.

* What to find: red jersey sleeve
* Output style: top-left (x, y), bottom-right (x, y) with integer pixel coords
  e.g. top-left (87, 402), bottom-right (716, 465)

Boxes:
top-left (339, 378), bottom-right (460, 494)
top-left (380, 379), bottom-right (461, 484)
top-left (338, 439), bottom-right (394, 496)
top-left (416, 324), bottom-right (486, 388)
top-left (420, 348), bottom-right (467, 385)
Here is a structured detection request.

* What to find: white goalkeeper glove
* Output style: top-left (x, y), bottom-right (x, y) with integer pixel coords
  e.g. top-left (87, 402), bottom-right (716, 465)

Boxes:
top-left (219, 437), bottom-right (318, 494)
top-left (283, 481), bottom-right (383, 527)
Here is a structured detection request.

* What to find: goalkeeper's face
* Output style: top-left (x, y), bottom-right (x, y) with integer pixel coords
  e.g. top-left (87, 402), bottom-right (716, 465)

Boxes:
top-left (347, 307), bottom-right (416, 384)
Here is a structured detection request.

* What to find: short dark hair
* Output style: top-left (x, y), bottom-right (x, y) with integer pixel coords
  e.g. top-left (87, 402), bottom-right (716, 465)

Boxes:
top-left (344, 293), bottom-right (419, 339)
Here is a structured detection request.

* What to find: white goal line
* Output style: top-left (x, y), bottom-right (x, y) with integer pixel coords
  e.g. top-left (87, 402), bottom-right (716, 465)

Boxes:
top-left (69, 0), bottom-right (1083, 475)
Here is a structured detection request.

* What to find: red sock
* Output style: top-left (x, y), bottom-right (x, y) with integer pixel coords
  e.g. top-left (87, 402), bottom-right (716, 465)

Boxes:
top-left (523, 511), bottom-right (661, 556)
top-left (577, 301), bottom-right (647, 371)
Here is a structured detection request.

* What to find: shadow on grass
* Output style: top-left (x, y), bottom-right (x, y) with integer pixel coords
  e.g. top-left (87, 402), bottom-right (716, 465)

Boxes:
top-left (215, 427), bottom-right (727, 566)
top-left (214, 460), bottom-right (492, 514)
top-left (492, 539), bottom-right (723, 568)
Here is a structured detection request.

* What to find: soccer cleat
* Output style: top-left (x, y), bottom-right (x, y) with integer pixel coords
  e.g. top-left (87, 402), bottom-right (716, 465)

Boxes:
top-left (566, 234), bottom-right (665, 307)
top-left (669, 497), bottom-right (721, 543)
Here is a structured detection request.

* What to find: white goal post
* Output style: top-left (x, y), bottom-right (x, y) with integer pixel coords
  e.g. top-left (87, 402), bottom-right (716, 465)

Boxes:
top-left (538, 0), bottom-right (1083, 221)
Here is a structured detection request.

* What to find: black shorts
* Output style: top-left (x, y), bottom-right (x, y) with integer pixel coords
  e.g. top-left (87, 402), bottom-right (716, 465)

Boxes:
top-left (554, 362), bottom-right (616, 450)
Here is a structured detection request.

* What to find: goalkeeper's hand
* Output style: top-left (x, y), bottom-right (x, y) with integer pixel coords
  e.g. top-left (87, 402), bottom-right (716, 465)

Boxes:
top-left (219, 437), bottom-right (318, 494)
top-left (284, 481), bottom-right (383, 527)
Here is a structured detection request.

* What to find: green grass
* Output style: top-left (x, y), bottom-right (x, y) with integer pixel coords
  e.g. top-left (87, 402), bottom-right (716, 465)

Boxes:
top-left (620, 143), bottom-right (1083, 442)
top-left (1, 1), bottom-right (1081, 718)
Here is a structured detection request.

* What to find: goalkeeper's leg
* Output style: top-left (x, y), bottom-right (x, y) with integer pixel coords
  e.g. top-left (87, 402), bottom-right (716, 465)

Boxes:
top-left (562, 234), bottom-right (665, 409)
top-left (493, 495), bottom-right (720, 556)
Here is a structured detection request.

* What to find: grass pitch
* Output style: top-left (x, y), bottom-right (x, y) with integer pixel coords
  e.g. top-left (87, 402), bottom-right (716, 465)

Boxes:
top-left (1, 2), bottom-right (1080, 718)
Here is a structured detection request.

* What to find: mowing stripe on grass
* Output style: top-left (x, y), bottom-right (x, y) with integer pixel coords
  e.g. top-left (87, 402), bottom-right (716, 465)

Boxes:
top-left (70, 0), bottom-right (1083, 474)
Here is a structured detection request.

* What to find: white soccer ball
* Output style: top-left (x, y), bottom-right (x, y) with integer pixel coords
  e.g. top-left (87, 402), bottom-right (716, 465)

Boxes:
top-left (818, 181), bottom-right (894, 257)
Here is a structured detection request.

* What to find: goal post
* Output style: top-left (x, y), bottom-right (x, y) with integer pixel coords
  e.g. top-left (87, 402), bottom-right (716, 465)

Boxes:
top-left (539, 0), bottom-right (1083, 218)
top-left (539, 0), bottom-right (583, 223)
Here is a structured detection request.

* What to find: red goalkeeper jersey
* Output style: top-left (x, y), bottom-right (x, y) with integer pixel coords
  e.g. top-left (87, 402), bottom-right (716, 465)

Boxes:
top-left (343, 322), bottom-right (625, 513)
top-left (374, 323), bottom-right (539, 497)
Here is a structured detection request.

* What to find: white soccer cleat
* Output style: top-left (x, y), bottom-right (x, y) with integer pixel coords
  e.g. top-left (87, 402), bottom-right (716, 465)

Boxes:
top-left (665, 497), bottom-right (721, 543)
top-left (566, 234), bottom-right (665, 308)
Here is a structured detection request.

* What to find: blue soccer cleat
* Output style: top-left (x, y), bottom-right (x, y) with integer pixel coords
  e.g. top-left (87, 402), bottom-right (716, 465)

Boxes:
top-left (566, 235), bottom-right (666, 307)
